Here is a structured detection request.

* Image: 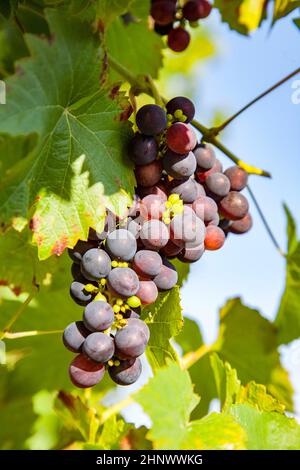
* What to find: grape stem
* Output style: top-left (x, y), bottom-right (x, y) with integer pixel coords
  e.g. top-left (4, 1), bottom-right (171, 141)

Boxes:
top-left (108, 55), bottom-right (271, 178)
top-left (211, 67), bottom-right (300, 135)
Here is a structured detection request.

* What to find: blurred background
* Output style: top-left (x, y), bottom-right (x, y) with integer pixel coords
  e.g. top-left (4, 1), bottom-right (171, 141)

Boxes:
top-left (111, 4), bottom-right (300, 426)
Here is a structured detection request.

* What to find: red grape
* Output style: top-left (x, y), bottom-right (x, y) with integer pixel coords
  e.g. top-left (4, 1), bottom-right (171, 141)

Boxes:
top-left (69, 354), bottom-right (105, 388)
top-left (135, 160), bottom-right (163, 187)
top-left (219, 191), bottom-right (249, 221)
top-left (224, 166), bottom-right (248, 191)
top-left (204, 225), bottom-right (225, 250)
top-left (229, 213), bottom-right (253, 234)
top-left (167, 122), bottom-right (197, 154)
top-left (168, 27), bottom-right (191, 52)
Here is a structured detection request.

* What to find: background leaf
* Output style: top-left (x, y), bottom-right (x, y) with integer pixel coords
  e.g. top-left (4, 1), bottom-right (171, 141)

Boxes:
top-left (214, 0), bottom-right (268, 35)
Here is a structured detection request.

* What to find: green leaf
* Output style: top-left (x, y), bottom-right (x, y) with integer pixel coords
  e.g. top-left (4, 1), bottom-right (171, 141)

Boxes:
top-left (97, 0), bottom-right (134, 27)
top-left (95, 415), bottom-right (129, 450)
top-left (214, 0), bottom-right (267, 35)
top-left (0, 0), bottom-right (18, 19)
top-left (107, 17), bottom-right (164, 82)
top-left (136, 362), bottom-right (246, 450)
top-left (210, 353), bottom-right (286, 414)
top-left (230, 404), bottom-right (300, 449)
top-left (121, 426), bottom-right (153, 450)
top-left (215, 298), bottom-right (293, 411)
top-left (275, 206), bottom-right (300, 344)
top-left (142, 287), bottom-right (183, 371)
top-left (0, 228), bottom-right (58, 293)
top-left (176, 318), bottom-right (216, 418)
top-left (273, 0), bottom-right (300, 23)
top-left (0, 11), bottom-right (135, 259)
top-left (0, 395), bottom-right (36, 449)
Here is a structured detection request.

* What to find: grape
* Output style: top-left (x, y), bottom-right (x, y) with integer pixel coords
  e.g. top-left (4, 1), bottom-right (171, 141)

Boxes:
top-left (154, 22), bottom-right (173, 36)
top-left (194, 143), bottom-right (216, 170)
top-left (70, 281), bottom-right (94, 306)
top-left (135, 160), bottom-right (163, 187)
top-left (123, 309), bottom-right (140, 319)
top-left (195, 181), bottom-right (206, 198)
top-left (63, 321), bottom-right (90, 353)
top-left (68, 239), bottom-right (97, 264)
top-left (183, 0), bottom-right (212, 21)
top-left (204, 225), bottom-right (225, 250)
top-left (114, 321), bottom-right (148, 359)
top-left (166, 96), bottom-right (195, 123)
top-left (171, 210), bottom-right (205, 244)
top-left (150, 1), bottom-right (176, 25)
top-left (133, 250), bottom-right (162, 278)
top-left (83, 332), bottom-right (115, 363)
top-left (127, 318), bottom-right (150, 342)
top-left (207, 213), bottom-right (220, 226)
top-left (195, 159), bottom-right (223, 183)
top-left (108, 267), bottom-right (140, 298)
top-left (169, 178), bottom-right (200, 203)
top-left (137, 182), bottom-right (168, 201)
top-left (178, 243), bottom-right (205, 263)
top-left (153, 259), bottom-right (178, 290)
top-left (161, 239), bottom-right (184, 257)
top-left (81, 248), bottom-right (111, 281)
top-left (163, 150), bottom-right (196, 179)
top-left (136, 104), bottom-right (167, 136)
top-left (128, 134), bottom-right (158, 166)
top-left (205, 172), bottom-right (230, 198)
top-left (106, 229), bottom-right (137, 261)
top-left (127, 195), bottom-right (141, 218)
top-left (218, 218), bottom-right (232, 233)
top-left (136, 280), bottom-right (158, 305)
top-left (69, 354), bottom-right (105, 388)
top-left (192, 195), bottom-right (218, 223)
top-left (219, 191), bottom-right (249, 221)
top-left (168, 27), bottom-right (191, 52)
top-left (140, 219), bottom-right (169, 250)
top-left (140, 194), bottom-right (166, 220)
top-left (166, 123), bottom-right (196, 154)
top-left (229, 213), bottom-right (253, 234)
top-left (109, 358), bottom-right (142, 386)
top-left (127, 217), bottom-right (143, 239)
top-left (83, 301), bottom-right (115, 332)
top-left (224, 166), bottom-right (248, 191)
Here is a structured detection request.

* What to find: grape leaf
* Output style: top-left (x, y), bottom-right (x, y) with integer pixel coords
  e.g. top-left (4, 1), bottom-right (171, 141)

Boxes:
top-left (273, 0), bottom-right (300, 23)
top-left (0, 395), bottom-right (36, 449)
top-left (0, 11), bottom-right (135, 260)
top-left (135, 362), bottom-right (246, 450)
top-left (275, 206), bottom-right (300, 344)
top-left (210, 353), bottom-right (286, 414)
top-left (96, 0), bottom-right (134, 27)
top-left (106, 17), bottom-right (164, 82)
top-left (171, 259), bottom-right (190, 286)
top-left (142, 287), bottom-right (183, 371)
top-left (0, 228), bottom-right (58, 293)
top-left (214, 0), bottom-right (267, 35)
top-left (176, 317), bottom-right (216, 418)
top-left (230, 404), bottom-right (300, 449)
top-left (215, 298), bottom-right (293, 411)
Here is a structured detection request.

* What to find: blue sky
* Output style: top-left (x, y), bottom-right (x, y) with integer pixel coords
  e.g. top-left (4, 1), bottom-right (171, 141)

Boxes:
top-left (106, 7), bottom-right (300, 425)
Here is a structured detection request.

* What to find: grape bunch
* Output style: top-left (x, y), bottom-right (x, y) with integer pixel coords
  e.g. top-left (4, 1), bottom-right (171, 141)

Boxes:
top-left (150, 0), bottom-right (213, 52)
top-left (65, 222), bottom-right (177, 388)
top-left (64, 95), bottom-right (252, 390)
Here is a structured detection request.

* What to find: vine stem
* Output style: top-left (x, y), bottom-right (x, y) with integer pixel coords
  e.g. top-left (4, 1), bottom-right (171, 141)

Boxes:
top-left (2, 329), bottom-right (63, 339)
top-left (212, 67), bottom-right (300, 134)
top-left (0, 288), bottom-right (38, 340)
top-left (246, 185), bottom-right (286, 256)
top-left (99, 396), bottom-right (134, 426)
top-left (181, 344), bottom-right (212, 370)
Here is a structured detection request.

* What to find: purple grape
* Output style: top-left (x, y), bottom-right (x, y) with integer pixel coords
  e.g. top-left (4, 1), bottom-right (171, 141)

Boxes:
top-left (153, 259), bottom-right (178, 290)
top-left (106, 229), bottom-right (137, 261)
top-left (83, 301), bottom-right (114, 332)
top-left (109, 358), bottom-right (142, 386)
top-left (194, 143), bottom-right (216, 170)
top-left (114, 321), bottom-right (149, 359)
top-left (136, 280), bottom-right (158, 305)
top-left (136, 104), bottom-right (167, 136)
top-left (81, 248), bottom-right (111, 281)
top-left (68, 239), bottom-right (98, 264)
top-left (224, 166), bottom-right (249, 191)
top-left (70, 281), bottom-right (94, 306)
top-left (140, 219), bottom-right (169, 250)
top-left (69, 354), bottom-right (105, 388)
top-left (219, 191), bottom-right (249, 221)
top-left (169, 178), bottom-right (199, 203)
top-left (205, 172), bottom-right (230, 198)
top-left (63, 321), bottom-right (90, 353)
top-left (129, 134), bottom-right (158, 166)
top-left (166, 96), bottom-right (195, 123)
top-left (133, 250), bottom-right (162, 278)
top-left (108, 267), bottom-right (140, 298)
top-left (178, 243), bottom-right (205, 263)
top-left (83, 332), bottom-right (115, 363)
top-left (163, 150), bottom-right (196, 179)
